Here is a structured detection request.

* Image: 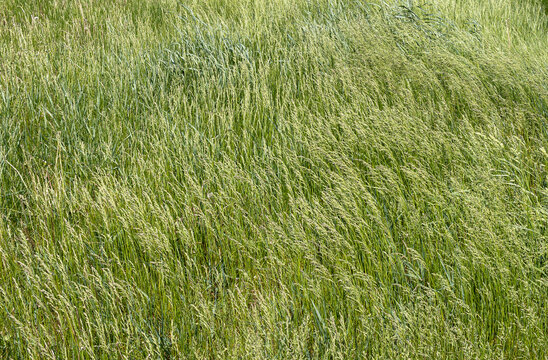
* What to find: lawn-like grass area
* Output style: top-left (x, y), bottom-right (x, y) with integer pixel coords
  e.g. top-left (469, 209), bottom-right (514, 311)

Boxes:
top-left (0, 0), bottom-right (547, 358)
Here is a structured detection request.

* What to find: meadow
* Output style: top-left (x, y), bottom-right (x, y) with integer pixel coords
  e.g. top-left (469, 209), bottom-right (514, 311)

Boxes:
top-left (0, 0), bottom-right (547, 358)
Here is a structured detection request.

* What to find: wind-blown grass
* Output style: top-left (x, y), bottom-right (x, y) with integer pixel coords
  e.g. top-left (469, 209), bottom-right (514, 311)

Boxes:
top-left (0, 0), bottom-right (547, 358)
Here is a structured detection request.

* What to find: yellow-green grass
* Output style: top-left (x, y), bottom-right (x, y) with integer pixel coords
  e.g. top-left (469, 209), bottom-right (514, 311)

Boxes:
top-left (0, 0), bottom-right (547, 358)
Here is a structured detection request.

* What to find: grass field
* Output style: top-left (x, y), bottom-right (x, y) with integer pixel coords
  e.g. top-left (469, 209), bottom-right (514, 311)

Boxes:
top-left (0, 0), bottom-right (547, 358)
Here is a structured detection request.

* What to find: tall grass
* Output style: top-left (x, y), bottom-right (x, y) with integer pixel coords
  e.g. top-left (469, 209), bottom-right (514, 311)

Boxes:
top-left (0, 0), bottom-right (547, 358)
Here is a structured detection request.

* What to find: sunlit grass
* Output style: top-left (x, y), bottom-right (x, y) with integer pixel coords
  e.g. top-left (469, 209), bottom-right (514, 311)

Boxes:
top-left (0, 0), bottom-right (547, 358)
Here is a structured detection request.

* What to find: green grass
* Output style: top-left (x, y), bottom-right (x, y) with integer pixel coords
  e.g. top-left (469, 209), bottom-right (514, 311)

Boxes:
top-left (0, 0), bottom-right (547, 358)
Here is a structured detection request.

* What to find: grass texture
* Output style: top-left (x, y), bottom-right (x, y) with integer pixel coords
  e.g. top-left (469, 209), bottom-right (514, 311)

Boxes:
top-left (0, 0), bottom-right (547, 358)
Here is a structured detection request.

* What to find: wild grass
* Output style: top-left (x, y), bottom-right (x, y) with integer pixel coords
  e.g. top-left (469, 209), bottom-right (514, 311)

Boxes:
top-left (0, 0), bottom-right (547, 358)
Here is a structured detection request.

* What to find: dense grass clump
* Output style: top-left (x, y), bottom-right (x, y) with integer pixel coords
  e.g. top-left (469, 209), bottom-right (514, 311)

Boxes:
top-left (0, 0), bottom-right (547, 358)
